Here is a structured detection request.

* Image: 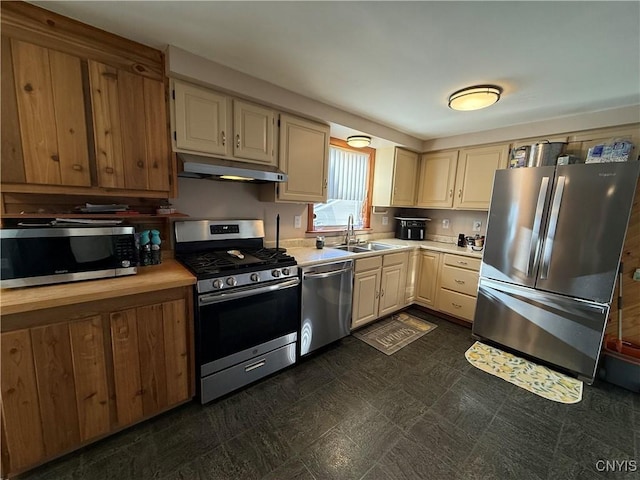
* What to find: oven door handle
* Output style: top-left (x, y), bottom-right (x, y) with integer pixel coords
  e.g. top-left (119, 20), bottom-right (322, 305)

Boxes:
top-left (198, 278), bottom-right (300, 306)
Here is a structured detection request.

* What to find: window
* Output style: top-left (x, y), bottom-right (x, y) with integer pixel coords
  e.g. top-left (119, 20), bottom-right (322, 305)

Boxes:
top-left (308, 138), bottom-right (375, 231)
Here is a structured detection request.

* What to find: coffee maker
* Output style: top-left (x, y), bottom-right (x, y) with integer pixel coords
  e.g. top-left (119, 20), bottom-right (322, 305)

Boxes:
top-left (395, 217), bottom-right (429, 240)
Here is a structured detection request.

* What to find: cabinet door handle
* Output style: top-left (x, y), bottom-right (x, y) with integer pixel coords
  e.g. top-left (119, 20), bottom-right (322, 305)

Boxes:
top-left (51, 154), bottom-right (60, 162)
top-left (323, 178), bottom-right (327, 189)
top-left (381, 289), bottom-right (385, 297)
top-left (375, 291), bottom-right (380, 299)
top-left (458, 189), bottom-right (462, 198)
top-left (221, 131), bottom-right (226, 146)
top-left (105, 167), bottom-right (114, 174)
top-left (455, 279), bottom-right (465, 284)
top-left (236, 134), bottom-right (241, 148)
top-left (72, 164), bottom-right (83, 171)
top-left (449, 189), bottom-right (453, 198)
top-left (137, 160), bottom-right (144, 168)
top-left (451, 302), bottom-right (462, 308)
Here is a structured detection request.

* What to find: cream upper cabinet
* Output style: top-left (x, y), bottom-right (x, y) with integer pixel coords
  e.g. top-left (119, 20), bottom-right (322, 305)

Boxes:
top-left (173, 80), bottom-right (230, 156)
top-left (453, 144), bottom-right (510, 210)
top-left (415, 250), bottom-right (441, 307)
top-left (172, 80), bottom-right (276, 166)
top-left (275, 114), bottom-right (329, 203)
top-left (232, 99), bottom-right (274, 164)
top-left (372, 147), bottom-right (419, 207)
top-left (416, 150), bottom-right (459, 208)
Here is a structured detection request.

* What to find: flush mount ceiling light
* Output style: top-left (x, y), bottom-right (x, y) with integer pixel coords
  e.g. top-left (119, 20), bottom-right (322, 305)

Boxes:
top-left (448, 85), bottom-right (502, 111)
top-left (346, 135), bottom-right (371, 148)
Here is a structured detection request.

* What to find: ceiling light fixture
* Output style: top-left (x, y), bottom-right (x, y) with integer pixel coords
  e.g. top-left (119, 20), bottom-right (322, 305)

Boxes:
top-left (448, 85), bottom-right (502, 111)
top-left (346, 135), bottom-right (371, 148)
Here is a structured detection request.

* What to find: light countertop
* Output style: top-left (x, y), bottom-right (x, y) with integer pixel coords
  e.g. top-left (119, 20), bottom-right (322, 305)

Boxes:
top-left (288, 238), bottom-right (482, 267)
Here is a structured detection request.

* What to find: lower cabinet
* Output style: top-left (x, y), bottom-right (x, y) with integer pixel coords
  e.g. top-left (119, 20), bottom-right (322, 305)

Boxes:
top-left (436, 254), bottom-right (481, 322)
top-left (415, 250), bottom-right (442, 307)
top-left (0, 289), bottom-right (193, 477)
top-left (414, 249), bottom-right (481, 322)
top-left (351, 251), bottom-right (409, 329)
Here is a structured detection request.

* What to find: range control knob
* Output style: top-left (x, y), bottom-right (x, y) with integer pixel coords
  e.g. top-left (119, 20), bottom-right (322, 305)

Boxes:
top-left (271, 269), bottom-right (281, 278)
top-left (282, 268), bottom-right (290, 276)
top-left (250, 273), bottom-right (260, 282)
top-left (121, 260), bottom-right (131, 268)
top-left (226, 277), bottom-right (237, 287)
top-left (212, 279), bottom-right (224, 289)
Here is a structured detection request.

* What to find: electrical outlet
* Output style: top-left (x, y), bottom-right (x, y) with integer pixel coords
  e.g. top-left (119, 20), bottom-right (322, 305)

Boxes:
top-left (294, 215), bottom-right (301, 229)
top-left (442, 219), bottom-right (450, 229)
top-left (382, 216), bottom-right (388, 226)
top-left (472, 221), bottom-right (482, 232)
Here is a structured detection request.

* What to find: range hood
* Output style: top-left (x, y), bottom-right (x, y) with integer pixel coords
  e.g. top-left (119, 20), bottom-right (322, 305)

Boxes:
top-left (177, 153), bottom-right (287, 183)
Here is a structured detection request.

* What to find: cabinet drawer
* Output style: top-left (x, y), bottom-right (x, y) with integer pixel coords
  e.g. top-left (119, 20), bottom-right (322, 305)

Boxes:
top-left (440, 265), bottom-right (479, 297)
top-left (383, 251), bottom-right (408, 267)
top-left (443, 254), bottom-right (481, 271)
top-left (438, 289), bottom-right (477, 322)
top-left (355, 255), bottom-right (382, 272)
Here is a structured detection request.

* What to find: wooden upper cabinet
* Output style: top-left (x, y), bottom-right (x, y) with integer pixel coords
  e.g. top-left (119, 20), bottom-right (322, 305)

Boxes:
top-left (372, 147), bottom-right (419, 207)
top-left (1, 36), bottom-right (25, 184)
top-left (277, 114), bottom-right (329, 203)
top-left (233, 100), bottom-right (275, 165)
top-left (416, 150), bottom-right (459, 208)
top-left (8, 39), bottom-right (90, 187)
top-left (173, 79), bottom-right (230, 156)
top-left (453, 144), bottom-right (510, 210)
top-left (89, 60), bottom-right (170, 192)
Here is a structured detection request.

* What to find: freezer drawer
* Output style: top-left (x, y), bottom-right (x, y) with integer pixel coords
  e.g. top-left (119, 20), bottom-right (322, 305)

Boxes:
top-left (473, 278), bottom-right (609, 383)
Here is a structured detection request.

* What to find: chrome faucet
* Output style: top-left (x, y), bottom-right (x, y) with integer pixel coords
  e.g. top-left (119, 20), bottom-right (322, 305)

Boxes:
top-left (345, 214), bottom-right (357, 245)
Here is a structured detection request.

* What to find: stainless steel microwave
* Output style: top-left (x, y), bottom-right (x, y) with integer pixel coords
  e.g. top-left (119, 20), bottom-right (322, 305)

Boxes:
top-left (0, 226), bottom-right (138, 288)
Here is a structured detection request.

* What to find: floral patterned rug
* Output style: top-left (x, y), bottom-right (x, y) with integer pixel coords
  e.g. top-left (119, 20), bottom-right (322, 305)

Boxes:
top-left (465, 341), bottom-right (583, 404)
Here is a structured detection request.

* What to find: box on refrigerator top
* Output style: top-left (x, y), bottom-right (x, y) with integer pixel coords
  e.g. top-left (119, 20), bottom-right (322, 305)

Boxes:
top-left (585, 140), bottom-right (634, 163)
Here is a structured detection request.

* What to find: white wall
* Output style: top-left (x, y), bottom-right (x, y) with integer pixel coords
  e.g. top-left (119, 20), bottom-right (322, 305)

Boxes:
top-left (170, 178), bottom-right (396, 242)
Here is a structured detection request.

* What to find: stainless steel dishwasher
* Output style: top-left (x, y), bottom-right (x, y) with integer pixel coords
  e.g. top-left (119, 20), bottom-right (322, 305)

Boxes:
top-left (300, 259), bottom-right (353, 356)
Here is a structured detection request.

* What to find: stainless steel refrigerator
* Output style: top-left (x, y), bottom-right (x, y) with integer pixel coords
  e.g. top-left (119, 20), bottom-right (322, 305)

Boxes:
top-left (473, 162), bottom-right (640, 383)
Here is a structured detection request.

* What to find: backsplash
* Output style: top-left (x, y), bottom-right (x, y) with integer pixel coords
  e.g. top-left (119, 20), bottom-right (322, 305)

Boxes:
top-left (398, 208), bottom-right (489, 239)
top-left (170, 178), bottom-right (396, 242)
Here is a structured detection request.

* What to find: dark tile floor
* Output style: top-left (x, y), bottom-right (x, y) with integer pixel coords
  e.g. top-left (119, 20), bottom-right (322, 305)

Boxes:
top-left (21, 308), bottom-right (639, 480)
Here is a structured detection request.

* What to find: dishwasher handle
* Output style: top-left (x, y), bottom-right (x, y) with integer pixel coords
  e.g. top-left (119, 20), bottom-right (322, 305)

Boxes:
top-left (303, 267), bottom-right (352, 280)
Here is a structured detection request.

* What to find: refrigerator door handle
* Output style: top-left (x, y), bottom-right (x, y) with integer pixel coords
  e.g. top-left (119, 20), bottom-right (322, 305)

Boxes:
top-left (540, 175), bottom-right (566, 279)
top-left (526, 176), bottom-right (550, 277)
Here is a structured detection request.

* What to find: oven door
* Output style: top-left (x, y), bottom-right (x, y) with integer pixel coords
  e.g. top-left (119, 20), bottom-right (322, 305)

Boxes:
top-left (197, 278), bottom-right (300, 375)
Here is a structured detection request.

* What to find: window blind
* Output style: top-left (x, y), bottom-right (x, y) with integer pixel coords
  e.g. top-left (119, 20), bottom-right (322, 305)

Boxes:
top-left (327, 146), bottom-right (369, 201)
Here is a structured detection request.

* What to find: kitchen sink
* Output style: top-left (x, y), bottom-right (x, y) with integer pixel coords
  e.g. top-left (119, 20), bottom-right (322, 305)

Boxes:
top-left (332, 242), bottom-right (397, 253)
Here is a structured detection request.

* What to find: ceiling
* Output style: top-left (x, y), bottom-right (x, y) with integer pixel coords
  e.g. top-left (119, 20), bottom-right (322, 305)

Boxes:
top-left (31, 1), bottom-right (640, 142)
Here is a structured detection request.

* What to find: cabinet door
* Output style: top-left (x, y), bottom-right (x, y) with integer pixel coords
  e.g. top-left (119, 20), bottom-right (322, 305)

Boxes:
top-left (278, 114), bottom-right (329, 203)
top-left (352, 269), bottom-right (381, 329)
top-left (391, 148), bottom-right (419, 206)
top-left (173, 80), bottom-right (230, 156)
top-left (416, 151), bottom-right (458, 208)
top-left (416, 251), bottom-right (441, 307)
top-left (1, 36), bottom-right (25, 183)
top-left (454, 144), bottom-right (510, 210)
top-left (110, 299), bottom-right (189, 426)
top-left (90, 61), bottom-right (171, 191)
top-left (233, 99), bottom-right (275, 164)
top-left (405, 250), bottom-right (420, 305)
top-left (11, 40), bottom-right (90, 187)
top-left (378, 264), bottom-right (403, 317)
top-left (1, 330), bottom-right (45, 472)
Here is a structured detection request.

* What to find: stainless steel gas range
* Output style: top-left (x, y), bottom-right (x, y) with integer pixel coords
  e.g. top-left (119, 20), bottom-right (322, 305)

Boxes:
top-left (174, 219), bottom-right (299, 403)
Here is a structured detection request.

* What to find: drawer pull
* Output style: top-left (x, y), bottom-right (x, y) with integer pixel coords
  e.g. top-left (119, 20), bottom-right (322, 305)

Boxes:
top-left (457, 261), bottom-right (468, 265)
top-left (245, 359), bottom-right (266, 372)
top-left (451, 302), bottom-right (462, 308)
top-left (72, 164), bottom-right (83, 171)
top-left (454, 279), bottom-right (465, 284)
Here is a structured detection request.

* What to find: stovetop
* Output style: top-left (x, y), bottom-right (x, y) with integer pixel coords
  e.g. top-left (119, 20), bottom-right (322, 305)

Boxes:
top-left (178, 248), bottom-right (296, 278)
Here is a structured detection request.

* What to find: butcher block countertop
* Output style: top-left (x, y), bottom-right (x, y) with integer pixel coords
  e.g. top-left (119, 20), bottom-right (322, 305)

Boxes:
top-left (0, 259), bottom-right (196, 316)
